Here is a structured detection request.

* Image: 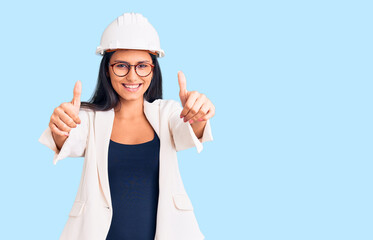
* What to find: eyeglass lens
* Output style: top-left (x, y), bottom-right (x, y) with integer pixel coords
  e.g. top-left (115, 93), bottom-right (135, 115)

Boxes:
top-left (113, 63), bottom-right (152, 77)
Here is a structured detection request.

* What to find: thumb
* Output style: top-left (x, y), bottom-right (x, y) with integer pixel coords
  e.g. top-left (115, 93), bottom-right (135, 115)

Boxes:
top-left (71, 80), bottom-right (82, 110)
top-left (178, 71), bottom-right (188, 107)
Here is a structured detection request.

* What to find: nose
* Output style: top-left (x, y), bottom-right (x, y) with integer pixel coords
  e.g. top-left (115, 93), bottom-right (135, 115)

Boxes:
top-left (126, 65), bottom-right (138, 81)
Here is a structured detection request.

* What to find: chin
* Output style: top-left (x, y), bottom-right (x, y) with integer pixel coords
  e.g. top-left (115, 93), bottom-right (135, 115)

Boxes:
top-left (120, 95), bottom-right (144, 101)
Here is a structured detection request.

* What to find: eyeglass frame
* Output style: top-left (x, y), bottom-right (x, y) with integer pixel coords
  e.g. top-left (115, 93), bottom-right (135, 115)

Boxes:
top-left (109, 62), bottom-right (155, 77)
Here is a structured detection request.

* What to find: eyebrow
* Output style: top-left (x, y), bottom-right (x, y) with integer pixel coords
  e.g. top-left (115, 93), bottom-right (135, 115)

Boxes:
top-left (112, 60), bottom-right (151, 64)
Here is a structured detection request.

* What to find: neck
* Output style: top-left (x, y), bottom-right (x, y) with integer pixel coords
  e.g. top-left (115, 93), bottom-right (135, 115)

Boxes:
top-left (114, 97), bottom-right (145, 120)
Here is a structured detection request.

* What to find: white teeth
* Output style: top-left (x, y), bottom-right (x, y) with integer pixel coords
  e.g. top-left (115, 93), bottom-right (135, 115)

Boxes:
top-left (124, 84), bottom-right (141, 88)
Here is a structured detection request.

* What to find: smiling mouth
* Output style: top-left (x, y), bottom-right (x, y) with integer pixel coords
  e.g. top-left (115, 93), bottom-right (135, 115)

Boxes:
top-left (122, 83), bottom-right (143, 92)
top-left (122, 83), bottom-right (142, 88)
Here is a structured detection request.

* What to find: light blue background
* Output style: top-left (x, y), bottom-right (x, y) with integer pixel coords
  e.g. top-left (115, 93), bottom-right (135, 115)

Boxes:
top-left (1, 0), bottom-right (372, 239)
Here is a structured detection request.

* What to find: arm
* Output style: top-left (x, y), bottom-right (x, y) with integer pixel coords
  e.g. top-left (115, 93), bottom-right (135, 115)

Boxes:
top-left (169, 100), bottom-right (213, 153)
top-left (38, 109), bottom-right (89, 165)
top-left (191, 120), bottom-right (207, 141)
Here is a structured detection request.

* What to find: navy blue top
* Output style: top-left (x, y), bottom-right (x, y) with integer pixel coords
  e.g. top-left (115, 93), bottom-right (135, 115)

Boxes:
top-left (106, 129), bottom-right (160, 240)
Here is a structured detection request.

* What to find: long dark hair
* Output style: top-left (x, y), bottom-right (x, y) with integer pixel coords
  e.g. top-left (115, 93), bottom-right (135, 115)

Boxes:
top-left (80, 51), bottom-right (163, 111)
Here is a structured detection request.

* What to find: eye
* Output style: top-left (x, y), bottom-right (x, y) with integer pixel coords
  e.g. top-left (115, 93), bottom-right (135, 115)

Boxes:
top-left (116, 63), bottom-right (129, 69)
top-left (137, 64), bottom-right (149, 69)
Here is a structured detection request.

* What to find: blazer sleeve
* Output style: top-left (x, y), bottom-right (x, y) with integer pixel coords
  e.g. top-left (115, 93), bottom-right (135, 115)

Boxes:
top-left (169, 100), bottom-right (213, 153)
top-left (38, 109), bottom-right (89, 165)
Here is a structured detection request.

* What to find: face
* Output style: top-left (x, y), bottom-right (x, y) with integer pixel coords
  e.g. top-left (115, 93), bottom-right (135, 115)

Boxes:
top-left (108, 49), bottom-right (153, 103)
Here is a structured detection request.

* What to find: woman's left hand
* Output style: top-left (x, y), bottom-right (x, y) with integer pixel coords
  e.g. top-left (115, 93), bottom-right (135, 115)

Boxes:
top-left (178, 71), bottom-right (215, 124)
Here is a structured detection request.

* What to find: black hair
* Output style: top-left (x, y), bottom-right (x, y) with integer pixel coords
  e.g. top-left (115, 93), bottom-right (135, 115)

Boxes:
top-left (80, 51), bottom-right (163, 111)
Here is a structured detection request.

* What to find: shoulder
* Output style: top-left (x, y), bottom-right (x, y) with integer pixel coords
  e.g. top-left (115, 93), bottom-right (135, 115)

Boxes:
top-left (79, 107), bottom-right (94, 116)
top-left (77, 107), bottom-right (97, 124)
top-left (151, 99), bottom-right (182, 113)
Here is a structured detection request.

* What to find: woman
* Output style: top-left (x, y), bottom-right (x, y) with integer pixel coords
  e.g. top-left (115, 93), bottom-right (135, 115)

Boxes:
top-left (39, 13), bottom-right (214, 240)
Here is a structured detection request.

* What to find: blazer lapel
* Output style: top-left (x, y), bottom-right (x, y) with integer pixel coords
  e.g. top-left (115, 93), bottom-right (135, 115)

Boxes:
top-left (96, 99), bottom-right (160, 208)
top-left (144, 99), bottom-right (160, 137)
top-left (95, 107), bottom-right (115, 208)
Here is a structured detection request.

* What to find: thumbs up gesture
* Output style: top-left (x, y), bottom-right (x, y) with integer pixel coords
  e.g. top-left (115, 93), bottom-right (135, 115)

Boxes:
top-left (178, 71), bottom-right (215, 124)
top-left (49, 80), bottom-right (82, 138)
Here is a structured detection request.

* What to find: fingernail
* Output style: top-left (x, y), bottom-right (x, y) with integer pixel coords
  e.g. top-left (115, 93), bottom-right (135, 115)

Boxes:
top-left (65, 133), bottom-right (69, 136)
top-left (180, 114), bottom-right (183, 118)
top-left (183, 118), bottom-right (187, 122)
top-left (198, 118), bottom-right (203, 121)
top-left (189, 119), bottom-right (194, 124)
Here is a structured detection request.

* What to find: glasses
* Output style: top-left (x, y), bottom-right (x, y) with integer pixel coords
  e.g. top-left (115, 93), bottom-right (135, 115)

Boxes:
top-left (110, 62), bottom-right (155, 77)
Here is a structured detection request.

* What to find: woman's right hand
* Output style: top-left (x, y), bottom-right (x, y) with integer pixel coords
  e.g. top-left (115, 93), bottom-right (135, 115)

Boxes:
top-left (49, 80), bottom-right (82, 150)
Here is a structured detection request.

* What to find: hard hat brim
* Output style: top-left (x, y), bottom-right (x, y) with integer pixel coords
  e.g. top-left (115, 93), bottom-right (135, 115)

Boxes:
top-left (96, 47), bottom-right (165, 58)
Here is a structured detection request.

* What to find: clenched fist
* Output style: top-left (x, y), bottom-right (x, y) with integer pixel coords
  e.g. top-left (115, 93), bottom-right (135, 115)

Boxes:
top-left (178, 71), bottom-right (215, 124)
top-left (49, 80), bottom-right (82, 150)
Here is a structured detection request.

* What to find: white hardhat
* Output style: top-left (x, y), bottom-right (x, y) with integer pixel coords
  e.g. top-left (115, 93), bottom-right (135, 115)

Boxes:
top-left (96, 13), bottom-right (165, 58)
